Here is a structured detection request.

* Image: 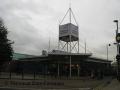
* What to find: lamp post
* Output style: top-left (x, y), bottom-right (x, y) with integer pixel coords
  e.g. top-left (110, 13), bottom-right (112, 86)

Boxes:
top-left (114, 20), bottom-right (120, 81)
top-left (107, 44), bottom-right (111, 61)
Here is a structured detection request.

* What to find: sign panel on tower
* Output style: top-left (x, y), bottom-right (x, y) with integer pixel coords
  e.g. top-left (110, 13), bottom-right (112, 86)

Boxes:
top-left (59, 23), bottom-right (78, 42)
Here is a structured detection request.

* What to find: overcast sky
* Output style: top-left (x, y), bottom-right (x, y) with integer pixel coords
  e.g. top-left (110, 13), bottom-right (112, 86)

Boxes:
top-left (0, 0), bottom-right (120, 61)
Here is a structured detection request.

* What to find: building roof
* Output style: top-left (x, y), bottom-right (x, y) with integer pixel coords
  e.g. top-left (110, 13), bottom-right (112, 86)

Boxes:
top-left (13, 53), bottom-right (37, 60)
top-left (87, 57), bottom-right (112, 63)
top-left (48, 52), bottom-right (92, 56)
top-left (12, 52), bottom-right (111, 64)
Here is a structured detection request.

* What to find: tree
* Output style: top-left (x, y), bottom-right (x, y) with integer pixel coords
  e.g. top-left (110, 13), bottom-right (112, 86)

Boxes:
top-left (0, 18), bottom-right (13, 66)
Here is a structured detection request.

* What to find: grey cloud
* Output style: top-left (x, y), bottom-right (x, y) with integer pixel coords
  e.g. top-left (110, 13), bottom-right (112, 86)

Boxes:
top-left (0, 0), bottom-right (53, 55)
top-left (0, 0), bottom-right (120, 60)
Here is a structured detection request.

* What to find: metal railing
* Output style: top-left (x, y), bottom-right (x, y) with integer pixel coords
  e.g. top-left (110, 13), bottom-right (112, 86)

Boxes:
top-left (0, 72), bottom-right (94, 80)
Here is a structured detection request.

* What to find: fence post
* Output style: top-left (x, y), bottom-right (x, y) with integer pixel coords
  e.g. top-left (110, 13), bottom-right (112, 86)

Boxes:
top-left (22, 71), bottom-right (24, 80)
top-left (9, 71), bottom-right (11, 79)
top-left (34, 72), bottom-right (36, 80)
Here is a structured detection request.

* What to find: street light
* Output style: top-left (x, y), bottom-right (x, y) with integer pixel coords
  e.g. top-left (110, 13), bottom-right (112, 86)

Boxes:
top-left (114, 20), bottom-right (118, 35)
top-left (114, 19), bottom-right (120, 81)
top-left (114, 20), bottom-right (118, 22)
top-left (107, 44), bottom-right (111, 61)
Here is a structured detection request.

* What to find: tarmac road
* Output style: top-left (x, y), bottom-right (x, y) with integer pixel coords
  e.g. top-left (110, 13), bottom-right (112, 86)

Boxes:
top-left (0, 87), bottom-right (92, 90)
top-left (0, 87), bottom-right (35, 90)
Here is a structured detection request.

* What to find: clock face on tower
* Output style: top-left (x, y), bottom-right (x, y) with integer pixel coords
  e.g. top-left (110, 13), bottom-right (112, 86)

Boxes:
top-left (116, 33), bottom-right (120, 43)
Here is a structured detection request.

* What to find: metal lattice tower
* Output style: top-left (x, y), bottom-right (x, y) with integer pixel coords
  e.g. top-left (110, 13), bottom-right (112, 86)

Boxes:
top-left (58, 7), bottom-right (79, 53)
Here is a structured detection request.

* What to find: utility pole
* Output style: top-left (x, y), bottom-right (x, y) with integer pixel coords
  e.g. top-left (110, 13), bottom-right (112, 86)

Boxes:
top-left (69, 7), bottom-right (72, 78)
top-left (48, 35), bottom-right (51, 52)
top-left (114, 20), bottom-right (120, 81)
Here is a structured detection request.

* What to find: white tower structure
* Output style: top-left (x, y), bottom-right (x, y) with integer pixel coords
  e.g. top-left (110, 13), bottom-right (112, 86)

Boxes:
top-left (58, 7), bottom-right (79, 53)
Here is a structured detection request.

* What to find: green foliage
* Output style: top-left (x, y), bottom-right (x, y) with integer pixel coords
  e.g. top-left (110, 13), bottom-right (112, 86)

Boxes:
top-left (0, 18), bottom-right (13, 65)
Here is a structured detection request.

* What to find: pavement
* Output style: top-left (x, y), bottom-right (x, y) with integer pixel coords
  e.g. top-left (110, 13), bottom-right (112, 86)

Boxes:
top-left (102, 79), bottom-right (120, 90)
top-left (93, 78), bottom-right (120, 90)
top-left (1, 77), bottom-right (120, 90)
